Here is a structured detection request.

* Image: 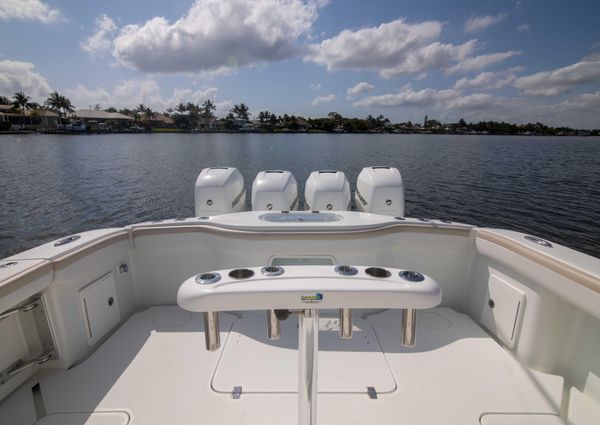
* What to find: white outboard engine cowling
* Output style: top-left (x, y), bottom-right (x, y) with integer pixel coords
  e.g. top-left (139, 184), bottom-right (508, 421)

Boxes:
top-left (355, 166), bottom-right (404, 216)
top-left (304, 170), bottom-right (351, 211)
top-left (252, 170), bottom-right (298, 211)
top-left (194, 167), bottom-right (245, 216)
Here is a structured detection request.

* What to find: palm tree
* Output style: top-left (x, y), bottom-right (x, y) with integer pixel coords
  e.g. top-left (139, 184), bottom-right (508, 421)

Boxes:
top-left (186, 102), bottom-right (199, 129)
top-left (143, 107), bottom-right (155, 122)
top-left (201, 99), bottom-right (216, 118)
top-left (13, 91), bottom-right (30, 128)
top-left (13, 91), bottom-right (30, 116)
top-left (231, 103), bottom-right (250, 121)
top-left (0, 95), bottom-right (10, 105)
top-left (45, 91), bottom-right (74, 118)
top-left (175, 103), bottom-right (187, 114)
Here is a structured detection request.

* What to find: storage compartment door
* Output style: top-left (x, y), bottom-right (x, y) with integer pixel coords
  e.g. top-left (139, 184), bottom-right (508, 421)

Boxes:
top-left (80, 273), bottom-right (120, 346)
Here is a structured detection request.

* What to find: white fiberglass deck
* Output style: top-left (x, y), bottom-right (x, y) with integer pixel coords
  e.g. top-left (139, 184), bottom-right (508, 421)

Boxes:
top-left (3, 306), bottom-right (564, 425)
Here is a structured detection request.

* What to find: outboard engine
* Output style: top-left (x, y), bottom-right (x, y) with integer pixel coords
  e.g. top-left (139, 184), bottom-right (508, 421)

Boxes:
top-left (252, 170), bottom-right (298, 211)
top-left (304, 170), bottom-right (351, 211)
top-left (194, 167), bottom-right (245, 216)
top-left (355, 166), bottom-right (404, 216)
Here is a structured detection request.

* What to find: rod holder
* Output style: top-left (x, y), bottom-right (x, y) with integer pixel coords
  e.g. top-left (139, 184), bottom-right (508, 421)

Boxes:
top-left (339, 308), bottom-right (353, 339)
top-left (267, 309), bottom-right (281, 340)
top-left (401, 308), bottom-right (416, 348)
top-left (203, 311), bottom-right (220, 351)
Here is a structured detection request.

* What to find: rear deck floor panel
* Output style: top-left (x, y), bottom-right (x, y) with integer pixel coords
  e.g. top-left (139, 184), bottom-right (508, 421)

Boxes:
top-left (9, 306), bottom-right (564, 424)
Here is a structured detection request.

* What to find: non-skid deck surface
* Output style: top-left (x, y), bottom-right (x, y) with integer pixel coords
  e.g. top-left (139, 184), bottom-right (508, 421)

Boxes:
top-left (213, 312), bottom-right (396, 393)
top-left (4, 307), bottom-right (565, 424)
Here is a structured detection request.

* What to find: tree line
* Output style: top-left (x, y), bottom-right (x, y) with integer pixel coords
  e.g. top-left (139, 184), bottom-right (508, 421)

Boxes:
top-left (1, 90), bottom-right (598, 135)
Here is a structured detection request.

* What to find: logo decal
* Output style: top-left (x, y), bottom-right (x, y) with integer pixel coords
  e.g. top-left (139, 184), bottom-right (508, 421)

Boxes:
top-left (301, 292), bottom-right (323, 303)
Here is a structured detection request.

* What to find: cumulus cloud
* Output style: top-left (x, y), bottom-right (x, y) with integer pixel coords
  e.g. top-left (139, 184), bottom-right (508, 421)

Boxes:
top-left (464, 14), bottom-right (507, 33)
top-left (0, 60), bottom-right (52, 100)
top-left (517, 24), bottom-right (530, 33)
top-left (560, 91), bottom-right (600, 110)
top-left (353, 85), bottom-right (457, 108)
top-left (308, 83), bottom-right (322, 90)
top-left (111, 0), bottom-right (326, 73)
top-left (514, 59), bottom-right (600, 95)
top-left (0, 0), bottom-right (63, 24)
top-left (447, 51), bottom-right (521, 74)
top-left (346, 82), bottom-right (373, 99)
top-left (453, 67), bottom-right (524, 90)
top-left (81, 14), bottom-right (118, 56)
top-left (311, 94), bottom-right (335, 105)
top-left (305, 19), bottom-right (479, 78)
top-left (65, 79), bottom-right (224, 111)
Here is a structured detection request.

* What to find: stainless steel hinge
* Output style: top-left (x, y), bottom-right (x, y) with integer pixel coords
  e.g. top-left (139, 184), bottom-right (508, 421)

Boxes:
top-left (232, 386), bottom-right (242, 399)
top-left (367, 386), bottom-right (377, 399)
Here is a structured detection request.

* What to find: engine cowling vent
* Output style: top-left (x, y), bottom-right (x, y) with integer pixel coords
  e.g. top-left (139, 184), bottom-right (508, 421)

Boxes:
top-left (252, 170), bottom-right (298, 211)
top-left (194, 167), bottom-right (245, 216)
top-left (355, 166), bottom-right (404, 216)
top-left (304, 170), bottom-right (351, 211)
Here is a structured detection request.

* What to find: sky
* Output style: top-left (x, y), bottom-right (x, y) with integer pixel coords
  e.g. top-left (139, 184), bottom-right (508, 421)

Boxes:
top-left (1, 0), bottom-right (600, 128)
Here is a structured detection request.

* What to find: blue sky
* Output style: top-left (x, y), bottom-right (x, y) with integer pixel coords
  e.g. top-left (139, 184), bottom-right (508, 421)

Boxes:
top-left (1, 0), bottom-right (600, 127)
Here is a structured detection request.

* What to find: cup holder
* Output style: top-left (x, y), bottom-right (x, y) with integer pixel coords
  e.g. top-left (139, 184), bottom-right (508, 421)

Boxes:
top-left (365, 267), bottom-right (391, 278)
top-left (399, 270), bottom-right (425, 282)
top-left (195, 272), bottom-right (221, 284)
top-left (261, 266), bottom-right (284, 276)
top-left (229, 268), bottom-right (255, 279)
top-left (335, 265), bottom-right (358, 276)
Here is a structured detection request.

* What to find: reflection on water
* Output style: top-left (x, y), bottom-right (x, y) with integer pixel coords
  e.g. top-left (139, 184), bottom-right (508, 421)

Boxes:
top-left (1, 133), bottom-right (599, 258)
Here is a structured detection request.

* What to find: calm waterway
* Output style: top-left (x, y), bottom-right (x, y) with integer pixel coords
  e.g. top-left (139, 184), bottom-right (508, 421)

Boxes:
top-left (1, 133), bottom-right (599, 259)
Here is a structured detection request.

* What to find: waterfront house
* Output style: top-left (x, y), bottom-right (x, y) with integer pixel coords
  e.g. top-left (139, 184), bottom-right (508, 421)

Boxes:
top-left (74, 109), bottom-right (133, 130)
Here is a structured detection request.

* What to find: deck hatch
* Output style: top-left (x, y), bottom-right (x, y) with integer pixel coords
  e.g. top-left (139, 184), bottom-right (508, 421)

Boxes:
top-left (211, 312), bottom-right (397, 394)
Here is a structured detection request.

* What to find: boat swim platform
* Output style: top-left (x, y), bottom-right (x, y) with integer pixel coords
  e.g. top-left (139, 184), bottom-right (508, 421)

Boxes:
top-left (0, 306), bottom-right (565, 425)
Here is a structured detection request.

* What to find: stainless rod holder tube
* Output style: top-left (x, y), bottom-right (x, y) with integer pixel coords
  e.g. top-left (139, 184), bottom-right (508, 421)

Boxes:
top-left (267, 309), bottom-right (281, 340)
top-left (299, 309), bottom-right (319, 425)
top-left (203, 311), bottom-right (220, 351)
top-left (401, 308), bottom-right (416, 348)
top-left (339, 308), bottom-right (352, 339)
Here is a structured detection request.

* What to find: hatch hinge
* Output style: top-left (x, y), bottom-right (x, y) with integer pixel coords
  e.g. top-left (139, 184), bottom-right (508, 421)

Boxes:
top-left (367, 386), bottom-right (378, 399)
top-left (232, 386), bottom-right (242, 399)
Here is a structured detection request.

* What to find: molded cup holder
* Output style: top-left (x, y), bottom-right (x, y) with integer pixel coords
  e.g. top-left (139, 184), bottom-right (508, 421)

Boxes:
top-left (261, 266), bottom-right (284, 276)
top-left (229, 268), bottom-right (255, 279)
top-left (335, 265), bottom-right (358, 276)
top-left (196, 272), bottom-right (221, 284)
top-left (365, 267), bottom-right (391, 278)
top-left (399, 270), bottom-right (425, 282)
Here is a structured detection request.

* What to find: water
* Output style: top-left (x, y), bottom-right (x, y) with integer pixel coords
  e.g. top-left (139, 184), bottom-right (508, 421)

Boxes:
top-left (1, 133), bottom-right (599, 259)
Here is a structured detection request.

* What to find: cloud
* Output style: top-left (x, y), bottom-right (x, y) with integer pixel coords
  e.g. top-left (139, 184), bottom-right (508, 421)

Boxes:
top-left (447, 51), bottom-right (521, 74)
top-left (0, 0), bottom-right (64, 24)
top-left (111, 0), bottom-right (326, 73)
top-left (311, 94), bottom-right (335, 105)
top-left (453, 67), bottom-right (524, 90)
top-left (81, 14), bottom-right (118, 56)
top-left (346, 82), bottom-right (373, 99)
top-left (305, 19), bottom-right (477, 78)
top-left (560, 91), bottom-right (600, 110)
top-left (305, 18), bottom-right (517, 78)
top-left (517, 24), bottom-right (530, 33)
top-left (353, 85), bottom-right (458, 108)
top-left (515, 59), bottom-right (600, 95)
top-left (464, 14), bottom-right (507, 34)
top-left (65, 78), bottom-right (223, 111)
top-left (0, 60), bottom-right (52, 100)
top-left (308, 83), bottom-right (321, 90)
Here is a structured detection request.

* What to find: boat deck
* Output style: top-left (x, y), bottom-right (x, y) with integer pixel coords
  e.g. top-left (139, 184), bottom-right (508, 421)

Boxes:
top-left (2, 307), bottom-right (566, 424)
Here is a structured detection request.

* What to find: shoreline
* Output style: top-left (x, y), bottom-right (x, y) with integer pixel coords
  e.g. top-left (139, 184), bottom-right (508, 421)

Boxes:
top-left (1, 129), bottom-right (599, 137)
